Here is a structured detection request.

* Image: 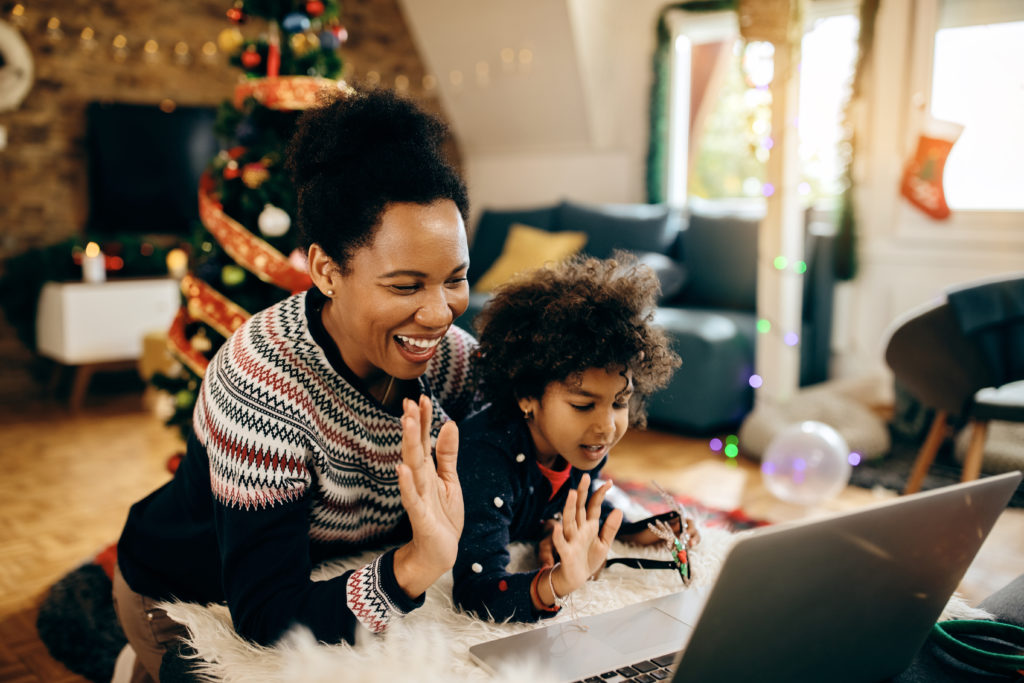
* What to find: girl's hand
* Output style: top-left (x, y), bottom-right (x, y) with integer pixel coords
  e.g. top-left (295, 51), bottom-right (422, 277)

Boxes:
top-left (545, 475), bottom-right (622, 603)
top-left (393, 395), bottom-right (464, 599)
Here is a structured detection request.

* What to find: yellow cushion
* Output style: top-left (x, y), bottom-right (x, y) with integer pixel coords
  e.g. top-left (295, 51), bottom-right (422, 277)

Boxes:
top-left (472, 223), bottom-right (587, 293)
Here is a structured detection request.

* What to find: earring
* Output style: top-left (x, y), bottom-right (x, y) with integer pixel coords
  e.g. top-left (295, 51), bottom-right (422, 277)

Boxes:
top-left (325, 289), bottom-right (335, 297)
top-left (522, 408), bottom-right (533, 422)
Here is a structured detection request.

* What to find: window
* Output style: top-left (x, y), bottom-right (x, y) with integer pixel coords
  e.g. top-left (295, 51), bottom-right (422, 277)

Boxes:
top-left (929, 8), bottom-right (1024, 211)
top-left (667, 2), bottom-right (859, 211)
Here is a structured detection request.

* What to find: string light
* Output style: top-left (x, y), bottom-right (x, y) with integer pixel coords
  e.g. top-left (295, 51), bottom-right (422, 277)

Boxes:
top-left (8, 4), bottom-right (221, 69)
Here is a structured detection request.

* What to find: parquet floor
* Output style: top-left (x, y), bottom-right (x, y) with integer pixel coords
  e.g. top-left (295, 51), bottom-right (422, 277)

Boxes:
top-left (0, 383), bottom-right (1021, 682)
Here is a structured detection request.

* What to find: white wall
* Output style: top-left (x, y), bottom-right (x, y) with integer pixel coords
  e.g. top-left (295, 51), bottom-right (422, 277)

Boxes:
top-left (398, 0), bottom-right (669, 224)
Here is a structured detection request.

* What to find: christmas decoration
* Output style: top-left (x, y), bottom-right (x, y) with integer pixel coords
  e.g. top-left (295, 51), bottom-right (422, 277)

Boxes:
top-left (150, 0), bottom-right (351, 439)
top-left (282, 12), bottom-right (311, 33)
top-left (240, 45), bottom-right (261, 69)
top-left (218, 27), bottom-right (244, 54)
top-left (258, 203), bottom-right (291, 237)
top-left (900, 116), bottom-right (964, 220)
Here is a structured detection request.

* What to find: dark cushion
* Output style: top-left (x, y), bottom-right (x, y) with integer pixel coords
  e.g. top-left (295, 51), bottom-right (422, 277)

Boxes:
top-left (557, 200), bottom-right (681, 259)
top-left (468, 205), bottom-right (560, 285)
top-left (672, 211), bottom-right (759, 311)
top-left (634, 251), bottom-right (687, 303)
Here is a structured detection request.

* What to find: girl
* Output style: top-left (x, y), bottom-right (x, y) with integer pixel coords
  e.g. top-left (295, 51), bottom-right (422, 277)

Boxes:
top-left (453, 254), bottom-right (690, 622)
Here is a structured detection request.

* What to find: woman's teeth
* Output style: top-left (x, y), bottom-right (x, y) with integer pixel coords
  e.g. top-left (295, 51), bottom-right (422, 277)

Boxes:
top-left (396, 335), bottom-right (441, 352)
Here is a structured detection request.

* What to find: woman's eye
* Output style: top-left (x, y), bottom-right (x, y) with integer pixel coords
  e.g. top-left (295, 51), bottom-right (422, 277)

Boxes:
top-left (445, 277), bottom-right (468, 288)
top-left (389, 284), bottom-right (420, 293)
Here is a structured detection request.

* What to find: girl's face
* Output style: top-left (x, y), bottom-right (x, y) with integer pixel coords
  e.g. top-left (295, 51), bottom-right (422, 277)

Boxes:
top-left (519, 367), bottom-right (633, 470)
top-left (310, 199), bottom-right (470, 381)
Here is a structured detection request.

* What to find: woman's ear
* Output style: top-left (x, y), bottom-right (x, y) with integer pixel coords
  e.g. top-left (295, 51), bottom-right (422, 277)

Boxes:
top-left (308, 244), bottom-right (339, 296)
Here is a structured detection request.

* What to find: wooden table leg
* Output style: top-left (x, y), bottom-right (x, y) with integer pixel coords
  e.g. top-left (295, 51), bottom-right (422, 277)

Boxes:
top-left (69, 364), bottom-right (97, 413)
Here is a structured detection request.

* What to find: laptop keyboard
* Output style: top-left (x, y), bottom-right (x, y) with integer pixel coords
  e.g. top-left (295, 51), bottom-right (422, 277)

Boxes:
top-left (572, 652), bottom-right (679, 683)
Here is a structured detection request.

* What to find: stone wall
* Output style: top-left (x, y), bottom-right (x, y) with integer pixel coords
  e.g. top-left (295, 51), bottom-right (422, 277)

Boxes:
top-left (0, 0), bottom-right (447, 397)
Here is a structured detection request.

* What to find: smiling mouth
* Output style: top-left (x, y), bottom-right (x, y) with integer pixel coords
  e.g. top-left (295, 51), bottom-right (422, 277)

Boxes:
top-left (394, 334), bottom-right (443, 360)
top-left (581, 444), bottom-right (609, 456)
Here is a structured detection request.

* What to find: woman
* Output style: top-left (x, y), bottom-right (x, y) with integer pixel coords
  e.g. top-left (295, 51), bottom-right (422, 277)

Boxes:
top-left (113, 89), bottom-right (477, 680)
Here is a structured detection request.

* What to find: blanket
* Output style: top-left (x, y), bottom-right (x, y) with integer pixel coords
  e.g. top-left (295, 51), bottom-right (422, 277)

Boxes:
top-left (161, 527), bottom-right (737, 683)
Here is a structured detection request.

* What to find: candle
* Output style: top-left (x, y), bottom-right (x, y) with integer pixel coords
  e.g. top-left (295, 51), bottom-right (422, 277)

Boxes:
top-left (166, 248), bottom-right (189, 279)
top-left (82, 242), bottom-right (106, 283)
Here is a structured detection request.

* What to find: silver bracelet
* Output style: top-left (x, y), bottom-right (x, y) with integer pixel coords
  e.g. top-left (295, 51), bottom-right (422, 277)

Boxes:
top-left (547, 562), bottom-right (569, 609)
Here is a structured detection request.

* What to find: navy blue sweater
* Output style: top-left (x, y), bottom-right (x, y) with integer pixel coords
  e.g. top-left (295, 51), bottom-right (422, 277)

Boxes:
top-left (453, 405), bottom-right (614, 622)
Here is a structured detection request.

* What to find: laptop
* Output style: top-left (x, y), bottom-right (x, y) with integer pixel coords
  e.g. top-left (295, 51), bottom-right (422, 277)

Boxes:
top-left (469, 471), bottom-right (1022, 683)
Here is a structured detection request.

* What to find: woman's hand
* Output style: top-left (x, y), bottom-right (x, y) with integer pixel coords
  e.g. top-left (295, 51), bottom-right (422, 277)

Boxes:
top-left (538, 475), bottom-right (622, 606)
top-left (393, 395), bottom-right (463, 599)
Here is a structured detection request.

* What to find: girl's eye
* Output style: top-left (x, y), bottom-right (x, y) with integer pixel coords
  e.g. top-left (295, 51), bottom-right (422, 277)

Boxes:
top-left (613, 401), bottom-right (630, 410)
top-left (571, 404), bottom-right (593, 412)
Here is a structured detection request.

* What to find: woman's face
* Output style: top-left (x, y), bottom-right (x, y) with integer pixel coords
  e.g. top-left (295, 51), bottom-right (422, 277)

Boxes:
top-left (519, 367), bottom-right (633, 471)
top-left (313, 199), bottom-right (469, 381)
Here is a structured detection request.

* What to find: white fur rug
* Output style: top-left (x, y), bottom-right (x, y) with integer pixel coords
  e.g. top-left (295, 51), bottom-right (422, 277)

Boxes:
top-left (160, 524), bottom-right (734, 683)
top-left (160, 523), bottom-right (990, 682)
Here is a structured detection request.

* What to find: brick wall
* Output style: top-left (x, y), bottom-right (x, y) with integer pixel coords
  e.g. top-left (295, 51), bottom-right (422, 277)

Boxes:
top-left (0, 0), bottom-right (449, 397)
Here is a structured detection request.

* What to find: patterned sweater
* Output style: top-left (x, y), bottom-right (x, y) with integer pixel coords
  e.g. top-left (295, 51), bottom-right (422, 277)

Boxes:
top-left (117, 289), bottom-right (477, 645)
top-left (452, 405), bottom-right (614, 623)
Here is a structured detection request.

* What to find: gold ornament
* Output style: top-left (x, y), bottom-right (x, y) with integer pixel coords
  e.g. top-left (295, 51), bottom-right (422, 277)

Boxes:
top-left (241, 162), bottom-right (270, 189)
top-left (290, 32), bottom-right (311, 57)
top-left (218, 27), bottom-right (244, 55)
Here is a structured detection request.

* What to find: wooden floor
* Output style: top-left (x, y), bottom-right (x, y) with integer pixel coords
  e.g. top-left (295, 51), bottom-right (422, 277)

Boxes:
top-left (0, 385), bottom-right (1021, 682)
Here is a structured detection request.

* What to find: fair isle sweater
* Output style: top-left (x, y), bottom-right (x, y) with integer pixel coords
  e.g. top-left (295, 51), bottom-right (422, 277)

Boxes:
top-left (117, 288), bottom-right (477, 646)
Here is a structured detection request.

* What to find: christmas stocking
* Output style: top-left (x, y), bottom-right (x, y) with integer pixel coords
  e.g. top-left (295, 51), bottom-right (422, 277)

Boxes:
top-left (900, 116), bottom-right (964, 220)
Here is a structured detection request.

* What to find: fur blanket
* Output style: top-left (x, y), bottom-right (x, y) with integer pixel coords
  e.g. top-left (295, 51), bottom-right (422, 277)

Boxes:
top-left (159, 524), bottom-right (992, 683)
top-left (161, 526), bottom-right (736, 683)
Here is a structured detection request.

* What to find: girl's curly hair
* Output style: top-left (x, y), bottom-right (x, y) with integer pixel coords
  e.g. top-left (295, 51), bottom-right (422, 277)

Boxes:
top-left (285, 87), bottom-right (469, 272)
top-left (473, 254), bottom-right (681, 428)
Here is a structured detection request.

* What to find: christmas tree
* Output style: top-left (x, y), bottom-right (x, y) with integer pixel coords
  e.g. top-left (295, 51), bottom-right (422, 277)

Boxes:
top-left (153, 0), bottom-right (352, 439)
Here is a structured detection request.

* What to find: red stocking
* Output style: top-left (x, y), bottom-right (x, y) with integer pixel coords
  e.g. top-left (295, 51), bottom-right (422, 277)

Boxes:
top-left (900, 117), bottom-right (964, 220)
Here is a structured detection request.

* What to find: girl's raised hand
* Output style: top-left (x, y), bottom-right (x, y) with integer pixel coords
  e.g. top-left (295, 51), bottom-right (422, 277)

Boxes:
top-left (548, 474), bottom-right (622, 600)
top-left (393, 395), bottom-right (464, 599)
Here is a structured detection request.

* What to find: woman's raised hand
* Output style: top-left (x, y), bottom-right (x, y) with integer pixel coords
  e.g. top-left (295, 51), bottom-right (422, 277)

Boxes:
top-left (393, 395), bottom-right (464, 599)
top-left (547, 474), bottom-right (623, 602)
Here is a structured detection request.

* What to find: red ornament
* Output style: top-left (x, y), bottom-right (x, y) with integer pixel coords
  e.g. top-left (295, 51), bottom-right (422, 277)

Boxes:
top-left (306, 1), bottom-right (325, 17)
top-left (226, 3), bottom-right (245, 23)
top-left (223, 161), bottom-right (241, 180)
top-left (241, 46), bottom-right (262, 69)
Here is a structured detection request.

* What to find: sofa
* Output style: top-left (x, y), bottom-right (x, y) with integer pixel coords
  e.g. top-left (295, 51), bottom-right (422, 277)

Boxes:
top-left (454, 199), bottom-right (836, 434)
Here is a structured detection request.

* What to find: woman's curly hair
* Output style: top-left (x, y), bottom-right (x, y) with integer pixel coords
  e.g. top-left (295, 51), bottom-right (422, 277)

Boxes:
top-left (285, 87), bottom-right (469, 271)
top-left (473, 254), bottom-right (681, 428)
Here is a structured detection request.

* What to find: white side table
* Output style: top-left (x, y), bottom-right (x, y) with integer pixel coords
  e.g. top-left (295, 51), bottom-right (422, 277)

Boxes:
top-left (36, 278), bottom-right (180, 411)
